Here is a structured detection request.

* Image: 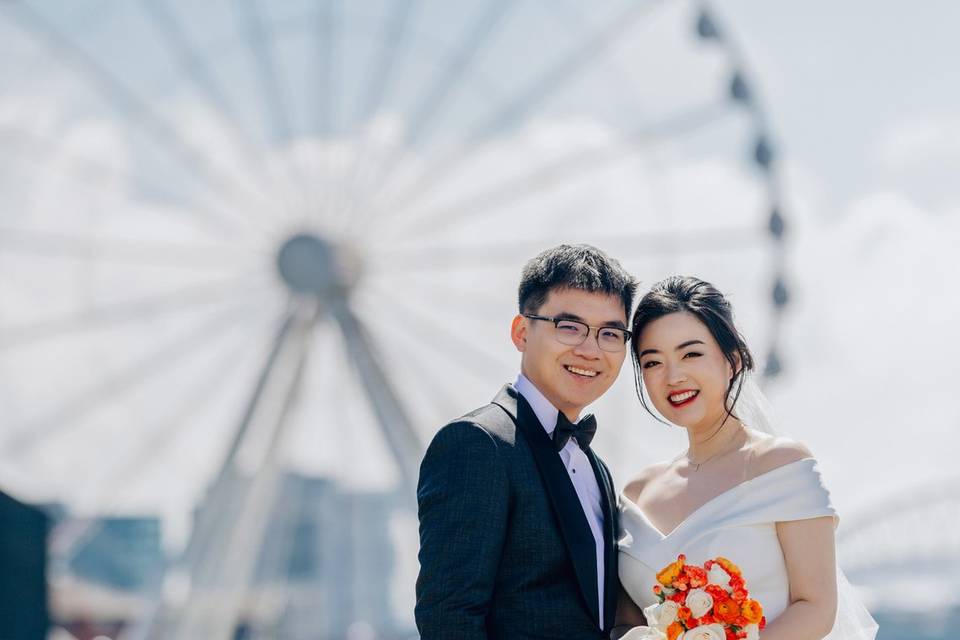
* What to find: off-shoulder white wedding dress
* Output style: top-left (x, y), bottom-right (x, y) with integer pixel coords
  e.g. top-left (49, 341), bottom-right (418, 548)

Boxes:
top-left (618, 458), bottom-right (878, 639)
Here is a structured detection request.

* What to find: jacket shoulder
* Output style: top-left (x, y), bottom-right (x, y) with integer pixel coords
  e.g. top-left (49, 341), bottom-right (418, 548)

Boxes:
top-left (431, 401), bottom-right (518, 448)
top-left (464, 401), bottom-right (518, 444)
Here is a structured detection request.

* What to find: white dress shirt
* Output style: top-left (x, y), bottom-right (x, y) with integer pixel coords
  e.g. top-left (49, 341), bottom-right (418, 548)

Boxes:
top-left (514, 373), bottom-right (606, 627)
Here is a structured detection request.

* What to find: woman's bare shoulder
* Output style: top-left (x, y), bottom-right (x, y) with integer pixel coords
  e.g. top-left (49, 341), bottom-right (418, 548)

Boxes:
top-left (745, 431), bottom-right (814, 477)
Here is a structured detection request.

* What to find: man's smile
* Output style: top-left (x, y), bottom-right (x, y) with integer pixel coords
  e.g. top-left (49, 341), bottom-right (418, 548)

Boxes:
top-left (564, 364), bottom-right (599, 378)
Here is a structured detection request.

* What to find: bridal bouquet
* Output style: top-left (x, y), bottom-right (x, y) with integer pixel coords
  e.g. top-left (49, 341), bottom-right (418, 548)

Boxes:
top-left (625, 555), bottom-right (766, 640)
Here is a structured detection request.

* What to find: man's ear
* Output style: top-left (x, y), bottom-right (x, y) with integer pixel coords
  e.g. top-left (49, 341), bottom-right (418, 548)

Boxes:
top-left (510, 314), bottom-right (527, 352)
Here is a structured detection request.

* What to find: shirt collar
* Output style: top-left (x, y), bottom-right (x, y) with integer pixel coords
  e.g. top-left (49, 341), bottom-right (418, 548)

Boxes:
top-left (514, 373), bottom-right (564, 435)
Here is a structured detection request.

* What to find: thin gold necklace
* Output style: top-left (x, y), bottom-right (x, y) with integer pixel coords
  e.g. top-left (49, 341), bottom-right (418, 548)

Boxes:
top-left (685, 421), bottom-right (745, 471)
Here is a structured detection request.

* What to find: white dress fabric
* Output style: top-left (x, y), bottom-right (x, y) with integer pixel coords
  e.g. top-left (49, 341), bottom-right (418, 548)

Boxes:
top-left (619, 458), bottom-right (878, 638)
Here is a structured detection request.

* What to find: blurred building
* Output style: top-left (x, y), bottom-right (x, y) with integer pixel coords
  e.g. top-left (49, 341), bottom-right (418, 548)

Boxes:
top-left (252, 474), bottom-right (407, 638)
top-left (0, 489), bottom-right (49, 640)
top-left (70, 517), bottom-right (165, 591)
top-left (44, 476), bottom-right (409, 639)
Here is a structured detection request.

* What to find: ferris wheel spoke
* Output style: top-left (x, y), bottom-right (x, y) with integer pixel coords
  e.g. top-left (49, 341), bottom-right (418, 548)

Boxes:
top-left (231, 0), bottom-right (314, 216)
top-left (364, 0), bottom-right (661, 223)
top-left (360, 282), bottom-right (513, 376)
top-left (0, 129), bottom-right (278, 245)
top-left (363, 273), bottom-right (511, 312)
top-left (137, 0), bottom-right (301, 224)
top-left (1, 298), bottom-right (268, 457)
top-left (0, 2), bottom-right (279, 240)
top-left (327, 0), bottom-right (418, 230)
top-left (314, 0), bottom-right (342, 223)
top-left (356, 0), bottom-right (418, 126)
top-left (354, 298), bottom-right (500, 417)
top-left (232, 0), bottom-right (294, 145)
top-left (0, 226), bottom-right (265, 267)
top-left (49, 314), bottom-right (272, 565)
top-left (337, 0), bottom-right (514, 233)
top-left (376, 225), bottom-right (765, 273)
top-left (316, 0), bottom-right (340, 139)
top-left (0, 272), bottom-right (274, 352)
top-left (100, 310), bottom-right (273, 504)
top-left (382, 101), bottom-right (732, 241)
top-left (397, 0), bottom-right (512, 152)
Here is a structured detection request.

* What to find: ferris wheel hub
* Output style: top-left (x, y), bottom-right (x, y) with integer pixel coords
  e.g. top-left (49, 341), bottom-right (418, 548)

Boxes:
top-left (275, 232), bottom-right (360, 300)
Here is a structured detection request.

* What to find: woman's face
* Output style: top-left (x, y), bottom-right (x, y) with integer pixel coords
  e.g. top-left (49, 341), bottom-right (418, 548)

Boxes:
top-left (636, 311), bottom-right (736, 431)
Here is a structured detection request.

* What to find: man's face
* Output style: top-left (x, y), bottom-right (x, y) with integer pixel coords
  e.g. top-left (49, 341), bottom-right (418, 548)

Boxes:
top-left (512, 288), bottom-right (629, 420)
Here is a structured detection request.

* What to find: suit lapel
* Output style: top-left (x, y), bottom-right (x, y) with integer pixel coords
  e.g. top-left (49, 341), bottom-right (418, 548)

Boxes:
top-left (585, 447), bottom-right (618, 632)
top-left (492, 385), bottom-right (600, 627)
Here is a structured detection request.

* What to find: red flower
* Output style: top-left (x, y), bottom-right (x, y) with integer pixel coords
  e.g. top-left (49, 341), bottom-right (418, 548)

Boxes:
top-left (705, 585), bottom-right (728, 601)
top-left (684, 565), bottom-right (709, 588)
top-left (725, 628), bottom-right (738, 640)
top-left (759, 616), bottom-right (767, 630)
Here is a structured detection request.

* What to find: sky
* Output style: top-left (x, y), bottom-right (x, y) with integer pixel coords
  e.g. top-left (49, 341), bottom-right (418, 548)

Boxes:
top-left (1, 0), bottom-right (958, 622)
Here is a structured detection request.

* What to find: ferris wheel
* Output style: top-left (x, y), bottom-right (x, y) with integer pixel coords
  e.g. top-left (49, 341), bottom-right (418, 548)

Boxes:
top-left (0, 0), bottom-right (788, 637)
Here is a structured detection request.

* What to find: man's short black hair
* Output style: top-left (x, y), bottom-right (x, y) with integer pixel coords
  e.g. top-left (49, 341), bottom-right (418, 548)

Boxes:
top-left (518, 244), bottom-right (637, 318)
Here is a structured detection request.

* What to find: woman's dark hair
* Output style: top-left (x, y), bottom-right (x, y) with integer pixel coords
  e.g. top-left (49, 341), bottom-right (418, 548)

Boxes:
top-left (630, 276), bottom-right (755, 424)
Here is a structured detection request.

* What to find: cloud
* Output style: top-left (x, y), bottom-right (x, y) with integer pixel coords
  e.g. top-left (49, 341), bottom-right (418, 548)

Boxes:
top-left (872, 114), bottom-right (960, 209)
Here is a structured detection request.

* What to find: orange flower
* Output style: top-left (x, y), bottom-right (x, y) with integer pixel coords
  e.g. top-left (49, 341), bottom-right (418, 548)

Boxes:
top-left (714, 557), bottom-right (742, 576)
top-left (741, 599), bottom-right (764, 625)
top-left (677, 606), bottom-right (692, 621)
top-left (684, 565), bottom-right (709, 588)
top-left (714, 598), bottom-right (741, 625)
top-left (657, 555), bottom-right (686, 586)
top-left (667, 622), bottom-right (685, 640)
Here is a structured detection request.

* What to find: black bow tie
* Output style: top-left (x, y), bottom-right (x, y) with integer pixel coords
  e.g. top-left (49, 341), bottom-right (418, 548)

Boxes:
top-left (553, 412), bottom-right (597, 451)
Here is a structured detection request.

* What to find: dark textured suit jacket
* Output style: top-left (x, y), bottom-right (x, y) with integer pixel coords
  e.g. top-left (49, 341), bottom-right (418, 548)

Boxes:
top-left (415, 384), bottom-right (619, 639)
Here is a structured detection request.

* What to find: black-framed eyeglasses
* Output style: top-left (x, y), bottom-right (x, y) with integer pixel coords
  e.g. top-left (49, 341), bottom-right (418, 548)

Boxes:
top-left (523, 314), bottom-right (632, 353)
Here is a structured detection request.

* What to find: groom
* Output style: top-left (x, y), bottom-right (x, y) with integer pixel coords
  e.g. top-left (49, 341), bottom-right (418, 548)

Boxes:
top-left (415, 244), bottom-right (637, 639)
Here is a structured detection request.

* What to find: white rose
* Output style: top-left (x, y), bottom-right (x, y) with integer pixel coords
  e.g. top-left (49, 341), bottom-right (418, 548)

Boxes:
top-left (621, 626), bottom-right (667, 640)
top-left (743, 623), bottom-right (760, 640)
top-left (707, 564), bottom-right (733, 592)
top-left (679, 623), bottom-right (727, 640)
top-left (685, 588), bottom-right (714, 618)
top-left (643, 600), bottom-right (680, 631)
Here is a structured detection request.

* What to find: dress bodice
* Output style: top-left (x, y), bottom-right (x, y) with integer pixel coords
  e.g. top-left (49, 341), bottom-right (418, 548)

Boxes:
top-left (618, 458), bottom-right (837, 623)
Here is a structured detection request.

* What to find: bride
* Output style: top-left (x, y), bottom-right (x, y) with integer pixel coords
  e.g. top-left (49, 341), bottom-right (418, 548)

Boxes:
top-left (614, 276), bottom-right (877, 640)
